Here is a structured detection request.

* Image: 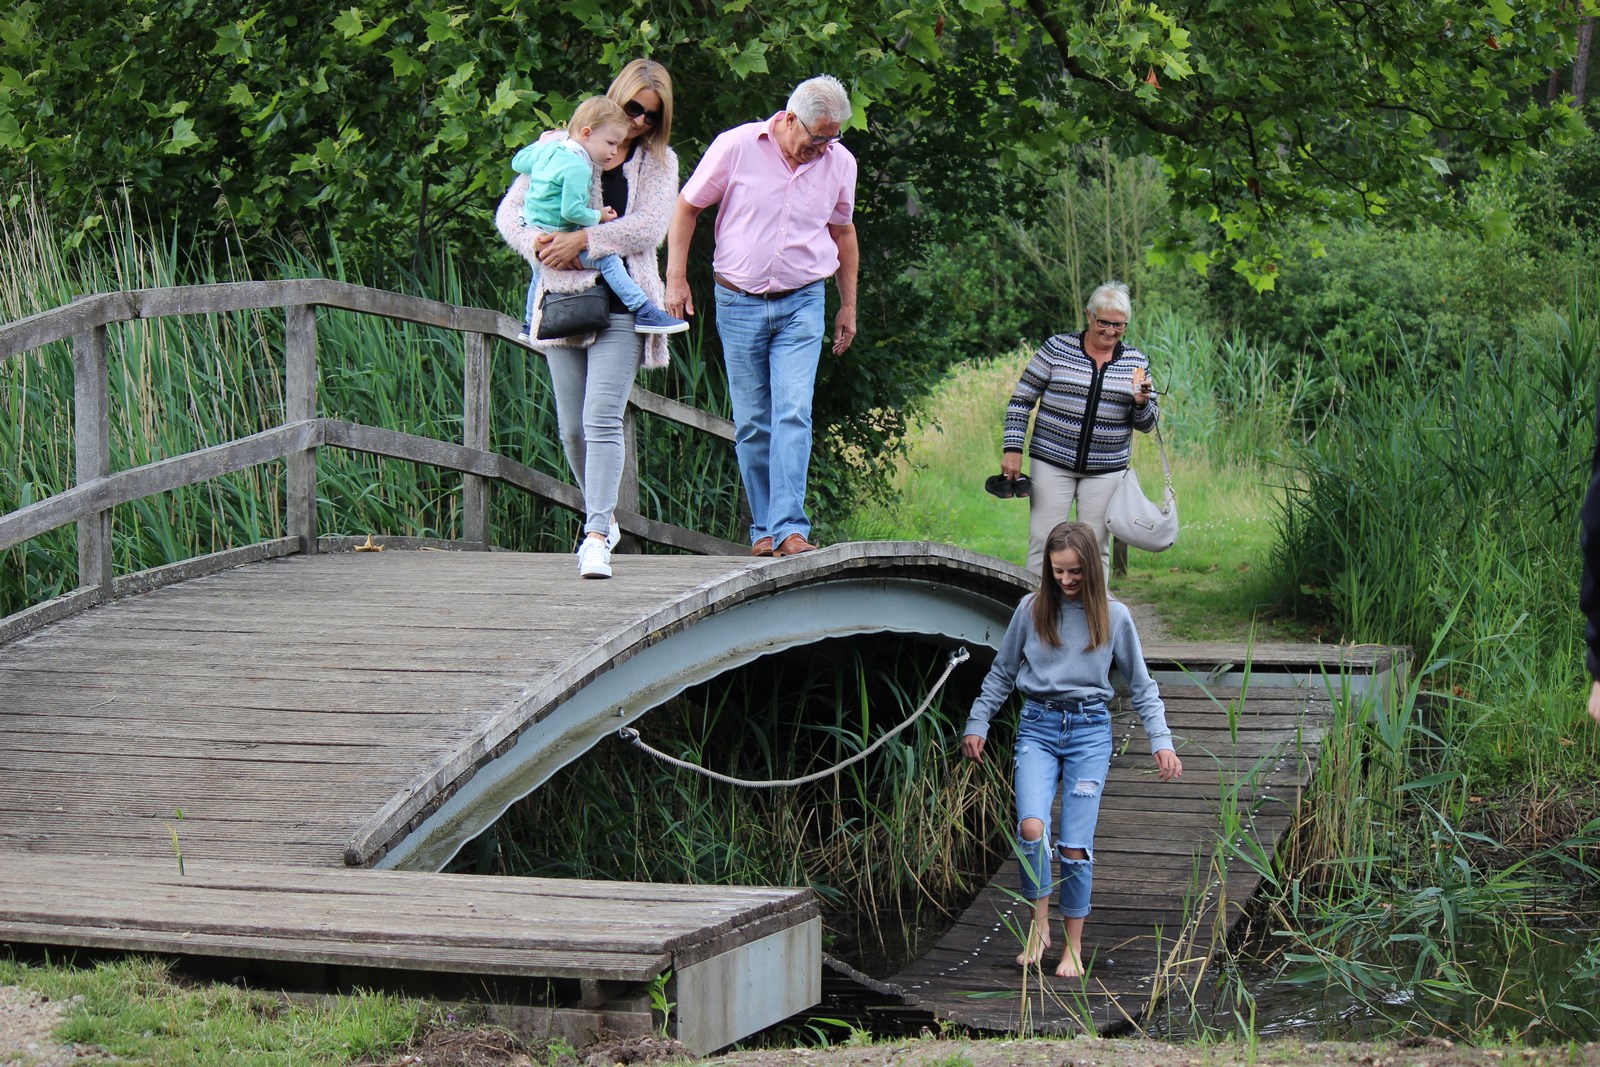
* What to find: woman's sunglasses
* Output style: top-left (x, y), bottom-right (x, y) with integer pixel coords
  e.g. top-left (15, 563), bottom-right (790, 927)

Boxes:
top-left (623, 100), bottom-right (662, 126)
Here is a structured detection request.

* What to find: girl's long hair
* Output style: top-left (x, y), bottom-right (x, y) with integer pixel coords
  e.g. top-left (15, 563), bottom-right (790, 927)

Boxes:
top-left (607, 58), bottom-right (674, 160)
top-left (1030, 521), bottom-right (1110, 651)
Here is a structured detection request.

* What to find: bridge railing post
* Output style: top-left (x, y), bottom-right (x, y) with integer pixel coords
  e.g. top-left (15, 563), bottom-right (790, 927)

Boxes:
top-left (72, 320), bottom-right (113, 601)
top-left (618, 404), bottom-right (640, 552)
top-left (462, 332), bottom-right (490, 549)
top-left (285, 304), bottom-right (319, 554)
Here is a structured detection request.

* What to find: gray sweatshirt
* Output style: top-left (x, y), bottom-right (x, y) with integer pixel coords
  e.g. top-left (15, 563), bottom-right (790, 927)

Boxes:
top-left (963, 594), bottom-right (1174, 755)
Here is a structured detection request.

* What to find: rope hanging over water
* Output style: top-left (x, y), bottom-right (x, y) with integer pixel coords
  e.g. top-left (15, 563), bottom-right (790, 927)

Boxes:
top-left (616, 646), bottom-right (972, 789)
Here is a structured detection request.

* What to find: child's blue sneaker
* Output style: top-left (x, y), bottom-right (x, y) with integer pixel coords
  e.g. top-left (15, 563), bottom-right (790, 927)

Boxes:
top-left (632, 302), bottom-right (690, 335)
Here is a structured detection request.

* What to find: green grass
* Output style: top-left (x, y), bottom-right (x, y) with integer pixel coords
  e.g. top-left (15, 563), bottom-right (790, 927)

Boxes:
top-left (837, 352), bottom-right (1309, 641)
top-left (0, 955), bottom-right (426, 1065)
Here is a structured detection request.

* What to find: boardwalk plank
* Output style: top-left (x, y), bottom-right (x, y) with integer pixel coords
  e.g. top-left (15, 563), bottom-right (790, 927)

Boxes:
top-left (879, 679), bottom-right (1335, 1036)
top-left (0, 545), bottom-right (1379, 1044)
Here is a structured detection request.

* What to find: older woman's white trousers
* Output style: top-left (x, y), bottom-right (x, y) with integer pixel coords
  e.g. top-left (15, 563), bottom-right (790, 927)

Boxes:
top-left (1026, 458), bottom-right (1122, 576)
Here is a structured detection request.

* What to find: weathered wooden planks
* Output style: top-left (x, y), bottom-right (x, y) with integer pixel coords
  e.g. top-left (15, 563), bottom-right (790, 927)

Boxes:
top-left (0, 852), bottom-right (815, 983)
top-left (0, 543), bottom-right (1037, 870)
top-left (0, 550), bottom-right (763, 867)
top-left (878, 679), bottom-right (1338, 1036)
top-left (0, 541), bottom-right (1387, 1048)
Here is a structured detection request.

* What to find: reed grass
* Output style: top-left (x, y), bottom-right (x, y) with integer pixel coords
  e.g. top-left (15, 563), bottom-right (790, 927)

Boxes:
top-left (1272, 292), bottom-right (1600, 785)
top-left (0, 191), bottom-right (747, 616)
top-left (473, 636), bottom-right (1011, 973)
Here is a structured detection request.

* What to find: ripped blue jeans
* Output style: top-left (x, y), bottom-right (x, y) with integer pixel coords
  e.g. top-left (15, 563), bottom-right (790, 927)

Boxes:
top-left (1013, 698), bottom-right (1113, 918)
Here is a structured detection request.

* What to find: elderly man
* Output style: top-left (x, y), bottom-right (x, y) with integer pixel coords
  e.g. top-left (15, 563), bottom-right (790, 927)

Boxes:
top-left (665, 75), bottom-right (859, 558)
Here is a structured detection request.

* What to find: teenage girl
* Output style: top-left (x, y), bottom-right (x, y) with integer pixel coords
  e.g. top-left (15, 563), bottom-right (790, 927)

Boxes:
top-left (961, 520), bottom-right (1183, 977)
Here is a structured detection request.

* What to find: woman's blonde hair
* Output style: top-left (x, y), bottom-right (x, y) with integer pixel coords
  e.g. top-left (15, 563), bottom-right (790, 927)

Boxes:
top-left (607, 58), bottom-right (674, 160)
top-left (1030, 521), bottom-right (1110, 651)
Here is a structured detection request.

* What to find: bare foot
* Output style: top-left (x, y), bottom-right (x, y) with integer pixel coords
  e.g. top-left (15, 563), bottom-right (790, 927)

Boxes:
top-left (1054, 947), bottom-right (1086, 978)
top-left (1015, 921), bottom-right (1051, 967)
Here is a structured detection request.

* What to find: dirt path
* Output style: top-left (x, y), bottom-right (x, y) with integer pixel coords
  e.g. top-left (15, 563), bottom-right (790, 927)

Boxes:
top-left (1116, 594), bottom-right (1172, 643)
top-left (702, 1036), bottom-right (1600, 1067)
top-left (0, 985), bottom-right (76, 1067)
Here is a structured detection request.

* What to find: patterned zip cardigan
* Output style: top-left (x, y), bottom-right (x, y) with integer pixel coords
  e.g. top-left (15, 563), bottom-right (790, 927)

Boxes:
top-left (1002, 333), bottom-right (1160, 473)
top-left (495, 138), bottom-right (679, 369)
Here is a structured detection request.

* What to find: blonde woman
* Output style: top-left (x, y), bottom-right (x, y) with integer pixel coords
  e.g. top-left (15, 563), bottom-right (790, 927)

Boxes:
top-left (497, 59), bottom-right (680, 579)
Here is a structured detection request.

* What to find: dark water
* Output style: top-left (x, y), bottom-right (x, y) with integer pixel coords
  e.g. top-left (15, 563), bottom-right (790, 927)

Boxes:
top-left (1151, 919), bottom-right (1600, 1042)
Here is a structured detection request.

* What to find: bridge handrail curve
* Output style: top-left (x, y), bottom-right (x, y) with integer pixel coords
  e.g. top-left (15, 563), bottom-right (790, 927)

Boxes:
top-left (0, 279), bottom-right (741, 635)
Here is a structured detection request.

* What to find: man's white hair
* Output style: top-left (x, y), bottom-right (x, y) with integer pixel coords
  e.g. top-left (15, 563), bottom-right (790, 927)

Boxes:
top-left (787, 75), bottom-right (851, 125)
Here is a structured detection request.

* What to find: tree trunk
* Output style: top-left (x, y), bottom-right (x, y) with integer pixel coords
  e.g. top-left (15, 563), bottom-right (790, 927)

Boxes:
top-left (1575, 17), bottom-right (1595, 107)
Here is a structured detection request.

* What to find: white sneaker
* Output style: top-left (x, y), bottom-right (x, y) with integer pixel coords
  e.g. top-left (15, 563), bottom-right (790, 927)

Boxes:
top-left (576, 537), bottom-right (612, 579)
top-left (605, 522), bottom-right (621, 551)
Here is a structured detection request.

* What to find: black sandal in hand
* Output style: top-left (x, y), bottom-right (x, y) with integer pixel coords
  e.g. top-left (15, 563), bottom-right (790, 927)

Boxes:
top-left (984, 473), bottom-right (1032, 499)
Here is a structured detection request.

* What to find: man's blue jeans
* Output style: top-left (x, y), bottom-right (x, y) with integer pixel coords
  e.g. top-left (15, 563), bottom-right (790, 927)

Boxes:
top-left (1013, 698), bottom-right (1113, 918)
top-left (713, 280), bottom-right (825, 546)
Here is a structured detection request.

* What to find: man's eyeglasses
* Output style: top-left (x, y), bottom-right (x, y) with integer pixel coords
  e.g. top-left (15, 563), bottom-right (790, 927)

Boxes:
top-left (794, 113), bottom-right (842, 147)
top-left (1094, 317), bottom-right (1128, 331)
top-left (623, 100), bottom-right (662, 126)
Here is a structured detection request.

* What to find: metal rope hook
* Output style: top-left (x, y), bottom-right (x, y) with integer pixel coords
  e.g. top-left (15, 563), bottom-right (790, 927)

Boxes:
top-left (616, 646), bottom-right (972, 789)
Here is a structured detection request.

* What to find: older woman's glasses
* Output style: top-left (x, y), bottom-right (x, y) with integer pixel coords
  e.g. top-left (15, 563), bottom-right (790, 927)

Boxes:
top-left (794, 113), bottom-right (842, 147)
top-left (1094, 317), bottom-right (1128, 331)
top-left (623, 100), bottom-right (662, 126)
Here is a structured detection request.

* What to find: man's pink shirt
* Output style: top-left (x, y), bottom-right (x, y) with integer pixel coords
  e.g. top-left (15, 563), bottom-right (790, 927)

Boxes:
top-left (680, 112), bottom-right (856, 294)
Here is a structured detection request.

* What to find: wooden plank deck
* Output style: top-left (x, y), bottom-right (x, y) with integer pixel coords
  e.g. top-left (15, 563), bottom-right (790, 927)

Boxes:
top-left (0, 852), bottom-right (815, 981)
top-left (0, 543), bottom-right (1391, 1045)
top-left (879, 676), bottom-right (1342, 1036)
top-left (0, 550), bottom-right (766, 867)
top-left (0, 542), bottom-right (1037, 1051)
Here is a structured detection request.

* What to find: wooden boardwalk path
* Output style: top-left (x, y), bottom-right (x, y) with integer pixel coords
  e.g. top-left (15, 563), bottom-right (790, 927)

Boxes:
top-left (0, 281), bottom-right (1401, 1047)
top-left (873, 645), bottom-right (1403, 1036)
top-left (0, 538), bottom-right (1401, 1044)
top-left (0, 541), bottom-right (1033, 1050)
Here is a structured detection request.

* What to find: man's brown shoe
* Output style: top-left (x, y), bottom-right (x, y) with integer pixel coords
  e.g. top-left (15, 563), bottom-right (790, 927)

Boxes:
top-left (774, 534), bottom-right (818, 556)
top-left (751, 536), bottom-right (775, 557)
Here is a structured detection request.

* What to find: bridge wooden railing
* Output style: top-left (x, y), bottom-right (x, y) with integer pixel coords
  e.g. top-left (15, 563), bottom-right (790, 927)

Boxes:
top-left (0, 279), bottom-right (742, 642)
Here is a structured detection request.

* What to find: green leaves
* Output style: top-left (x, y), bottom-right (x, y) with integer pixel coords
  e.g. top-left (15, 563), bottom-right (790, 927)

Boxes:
top-left (0, 0), bottom-right (1585, 279)
top-left (727, 40), bottom-right (769, 79)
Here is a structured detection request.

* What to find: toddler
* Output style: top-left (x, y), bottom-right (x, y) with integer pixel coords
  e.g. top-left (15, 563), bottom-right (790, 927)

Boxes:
top-left (513, 96), bottom-right (687, 337)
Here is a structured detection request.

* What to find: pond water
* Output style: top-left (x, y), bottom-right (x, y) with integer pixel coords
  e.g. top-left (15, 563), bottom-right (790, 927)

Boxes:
top-left (1153, 918), bottom-right (1600, 1043)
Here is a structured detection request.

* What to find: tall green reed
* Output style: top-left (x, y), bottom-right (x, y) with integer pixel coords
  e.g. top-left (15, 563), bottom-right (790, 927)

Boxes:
top-left (1010, 145), bottom-right (1171, 318)
top-left (473, 635), bottom-right (1010, 973)
top-left (1, 192), bottom-right (746, 616)
top-left (1138, 308), bottom-right (1318, 466)
top-left (1271, 292), bottom-right (1600, 782)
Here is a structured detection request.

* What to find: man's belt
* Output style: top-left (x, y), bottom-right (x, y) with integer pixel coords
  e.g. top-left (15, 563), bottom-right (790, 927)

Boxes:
top-left (714, 273), bottom-right (807, 300)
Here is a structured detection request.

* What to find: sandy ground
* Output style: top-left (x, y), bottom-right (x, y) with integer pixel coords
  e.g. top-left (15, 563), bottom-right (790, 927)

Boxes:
top-left (6, 985), bottom-right (1598, 1067)
top-left (700, 1037), bottom-right (1600, 1067)
top-left (0, 986), bottom-right (77, 1066)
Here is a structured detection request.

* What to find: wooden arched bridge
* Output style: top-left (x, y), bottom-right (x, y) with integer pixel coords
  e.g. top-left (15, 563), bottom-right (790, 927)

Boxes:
top-left (0, 282), bottom-right (1404, 1050)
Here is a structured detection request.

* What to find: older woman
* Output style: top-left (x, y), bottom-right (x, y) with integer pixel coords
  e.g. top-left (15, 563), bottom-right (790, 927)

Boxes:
top-left (1000, 281), bottom-right (1158, 575)
top-left (497, 58), bottom-right (678, 580)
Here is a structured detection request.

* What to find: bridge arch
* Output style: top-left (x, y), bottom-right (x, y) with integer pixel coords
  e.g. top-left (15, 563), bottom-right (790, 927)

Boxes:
top-left (363, 542), bottom-right (1031, 871)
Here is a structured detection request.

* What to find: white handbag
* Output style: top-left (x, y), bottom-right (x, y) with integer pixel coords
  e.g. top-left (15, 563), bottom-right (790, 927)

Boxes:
top-left (1105, 419), bottom-right (1177, 552)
